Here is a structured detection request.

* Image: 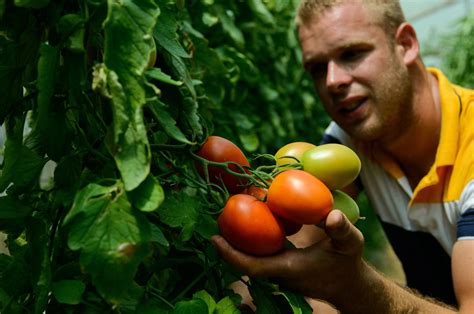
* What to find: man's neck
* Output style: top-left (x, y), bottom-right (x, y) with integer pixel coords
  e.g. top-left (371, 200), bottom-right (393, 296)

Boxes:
top-left (380, 70), bottom-right (441, 188)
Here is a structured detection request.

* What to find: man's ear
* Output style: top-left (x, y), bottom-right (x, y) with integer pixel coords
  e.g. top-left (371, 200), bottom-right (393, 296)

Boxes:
top-left (395, 22), bottom-right (419, 65)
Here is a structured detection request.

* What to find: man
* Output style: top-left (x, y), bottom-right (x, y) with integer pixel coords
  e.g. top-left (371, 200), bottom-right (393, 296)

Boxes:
top-left (212, 0), bottom-right (474, 313)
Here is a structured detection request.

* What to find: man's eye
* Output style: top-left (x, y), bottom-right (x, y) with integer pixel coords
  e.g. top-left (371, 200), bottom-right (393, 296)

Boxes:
top-left (341, 49), bottom-right (366, 62)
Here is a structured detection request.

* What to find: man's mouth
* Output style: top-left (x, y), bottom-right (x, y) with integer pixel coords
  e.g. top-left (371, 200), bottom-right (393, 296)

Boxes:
top-left (337, 97), bottom-right (366, 114)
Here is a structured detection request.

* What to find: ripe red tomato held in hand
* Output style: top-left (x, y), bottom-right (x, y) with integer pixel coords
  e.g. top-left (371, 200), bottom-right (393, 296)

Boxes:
top-left (196, 136), bottom-right (250, 194)
top-left (218, 194), bottom-right (286, 256)
top-left (266, 169), bottom-right (333, 225)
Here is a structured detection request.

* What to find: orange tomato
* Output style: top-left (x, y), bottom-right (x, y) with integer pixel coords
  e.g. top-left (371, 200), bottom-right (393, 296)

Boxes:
top-left (266, 170), bottom-right (333, 225)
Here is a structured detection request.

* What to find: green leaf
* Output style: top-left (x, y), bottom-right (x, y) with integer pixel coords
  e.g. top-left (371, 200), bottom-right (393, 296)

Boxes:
top-left (33, 43), bottom-right (75, 161)
top-left (0, 138), bottom-right (47, 193)
top-left (136, 300), bottom-right (173, 313)
top-left (146, 68), bottom-right (183, 86)
top-left (0, 196), bottom-right (32, 219)
top-left (273, 290), bottom-right (312, 314)
top-left (0, 254), bottom-right (30, 297)
top-left (239, 133), bottom-right (260, 152)
top-left (182, 96), bottom-right (203, 139)
top-left (168, 53), bottom-right (196, 98)
top-left (194, 214), bottom-right (218, 240)
top-left (102, 0), bottom-right (160, 191)
top-left (215, 296), bottom-right (240, 314)
top-left (249, 0), bottom-right (275, 26)
top-left (156, 192), bottom-right (199, 229)
top-left (193, 290), bottom-right (216, 314)
top-left (36, 43), bottom-right (59, 125)
top-left (58, 14), bottom-right (85, 52)
top-left (104, 68), bottom-right (151, 191)
top-left (249, 280), bottom-right (282, 314)
top-left (127, 174), bottom-right (165, 212)
top-left (14, 0), bottom-right (49, 9)
top-left (53, 154), bottom-right (82, 187)
top-left (0, 8), bottom-right (42, 124)
top-left (173, 298), bottom-right (208, 314)
top-left (148, 100), bottom-right (194, 144)
top-left (153, 5), bottom-right (190, 59)
top-left (0, 1), bottom-right (4, 17)
top-left (215, 7), bottom-right (244, 49)
top-left (27, 217), bottom-right (51, 314)
top-left (30, 111), bottom-right (73, 162)
top-left (218, 46), bottom-right (258, 83)
top-left (63, 181), bottom-right (151, 300)
top-left (0, 61), bottom-right (23, 124)
top-left (150, 224), bottom-right (169, 247)
top-left (51, 280), bottom-right (86, 305)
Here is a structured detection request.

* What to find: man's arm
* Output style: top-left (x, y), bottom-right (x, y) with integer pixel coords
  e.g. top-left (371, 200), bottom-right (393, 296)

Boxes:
top-left (212, 210), bottom-right (457, 313)
top-left (452, 240), bottom-right (474, 313)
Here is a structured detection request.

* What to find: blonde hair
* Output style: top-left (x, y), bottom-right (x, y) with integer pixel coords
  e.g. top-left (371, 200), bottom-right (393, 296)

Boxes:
top-left (296, 0), bottom-right (406, 35)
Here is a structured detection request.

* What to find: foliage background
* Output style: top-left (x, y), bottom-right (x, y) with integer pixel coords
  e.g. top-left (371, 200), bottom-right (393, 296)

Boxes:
top-left (0, 0), bottom-right (472, 312)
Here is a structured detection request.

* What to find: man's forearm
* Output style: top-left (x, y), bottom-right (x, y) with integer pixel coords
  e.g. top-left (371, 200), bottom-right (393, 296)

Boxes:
top-left (330, 261), bottom-right (456, 314)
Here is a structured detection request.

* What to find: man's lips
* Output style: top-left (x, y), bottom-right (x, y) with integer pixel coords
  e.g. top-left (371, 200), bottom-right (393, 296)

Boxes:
top-left (335, 96), bottom-right (367, 114)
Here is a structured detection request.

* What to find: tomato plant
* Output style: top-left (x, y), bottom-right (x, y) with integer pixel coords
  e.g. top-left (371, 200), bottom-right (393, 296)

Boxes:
top-left (0, 0), bottom-right (321, 312)
top-left (274, 142), bottom-right (316, 168)
top-left (266, 170), bottom-right (333, 225)
top-left (196, 135), bottom-right (250, 194)
top-left (218, 194), bottom-right (285, 256)
top-left (301, 144), bottom-right (361, 190)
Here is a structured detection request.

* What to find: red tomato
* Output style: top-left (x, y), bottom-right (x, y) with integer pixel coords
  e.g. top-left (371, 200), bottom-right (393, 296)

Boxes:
top-left (196, 136), bottom-right (250, 194)
top-left (218, 194), bottom-right (285, 256)
top-left (266, 170), bottom-right (333, 225)
top-left (243, 185), bottom-right (268, 201)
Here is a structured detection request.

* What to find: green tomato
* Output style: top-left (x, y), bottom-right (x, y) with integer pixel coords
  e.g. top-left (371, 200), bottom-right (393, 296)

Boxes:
top-left (301, 143), bottom-right (361, 190)
top-left (332, 190), bottom-right (360, 224)
top-left (274, 142), bottom-right (316, 168)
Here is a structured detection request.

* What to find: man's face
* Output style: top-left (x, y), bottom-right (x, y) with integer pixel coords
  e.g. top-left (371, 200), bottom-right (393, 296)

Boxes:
top-left (298, 2), bottom-right (412, 143)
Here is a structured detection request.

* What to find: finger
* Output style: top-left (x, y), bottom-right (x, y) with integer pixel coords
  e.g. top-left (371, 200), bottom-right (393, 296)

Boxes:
top-left (211, 235), bottom-right (290, 278)
top-left (324, 209), bottom-right (364, 255)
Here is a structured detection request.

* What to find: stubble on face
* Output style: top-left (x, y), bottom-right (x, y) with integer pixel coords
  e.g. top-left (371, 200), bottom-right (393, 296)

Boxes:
top-left (346, 50), bottom-right (414, 144)
top-left (299, 3), bottom-right (414, 145)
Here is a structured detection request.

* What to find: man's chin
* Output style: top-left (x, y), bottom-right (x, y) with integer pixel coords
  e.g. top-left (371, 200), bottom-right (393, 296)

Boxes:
top-left (340, 124), bottom-right (380, 142)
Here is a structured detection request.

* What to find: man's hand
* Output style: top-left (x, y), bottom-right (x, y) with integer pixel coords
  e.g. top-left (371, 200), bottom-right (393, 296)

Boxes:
top-left (212, 210), bottom-right (458, 313)
top-left (211, 210), bottom-right (365, 302)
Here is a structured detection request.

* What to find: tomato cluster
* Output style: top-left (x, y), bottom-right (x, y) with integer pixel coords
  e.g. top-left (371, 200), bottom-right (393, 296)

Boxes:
top-left (196, 136), bottom-right (362, 256)
top-left (274, 142), bottom-right (362, 225)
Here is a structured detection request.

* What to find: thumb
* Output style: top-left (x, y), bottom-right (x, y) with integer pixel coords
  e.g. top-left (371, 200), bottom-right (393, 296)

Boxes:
top-left (324, 209), bottom-right (364, 255)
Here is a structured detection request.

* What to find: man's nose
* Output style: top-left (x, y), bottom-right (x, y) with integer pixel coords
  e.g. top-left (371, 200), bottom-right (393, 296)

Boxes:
top-left (326, 61), bottom-right (352, 92)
